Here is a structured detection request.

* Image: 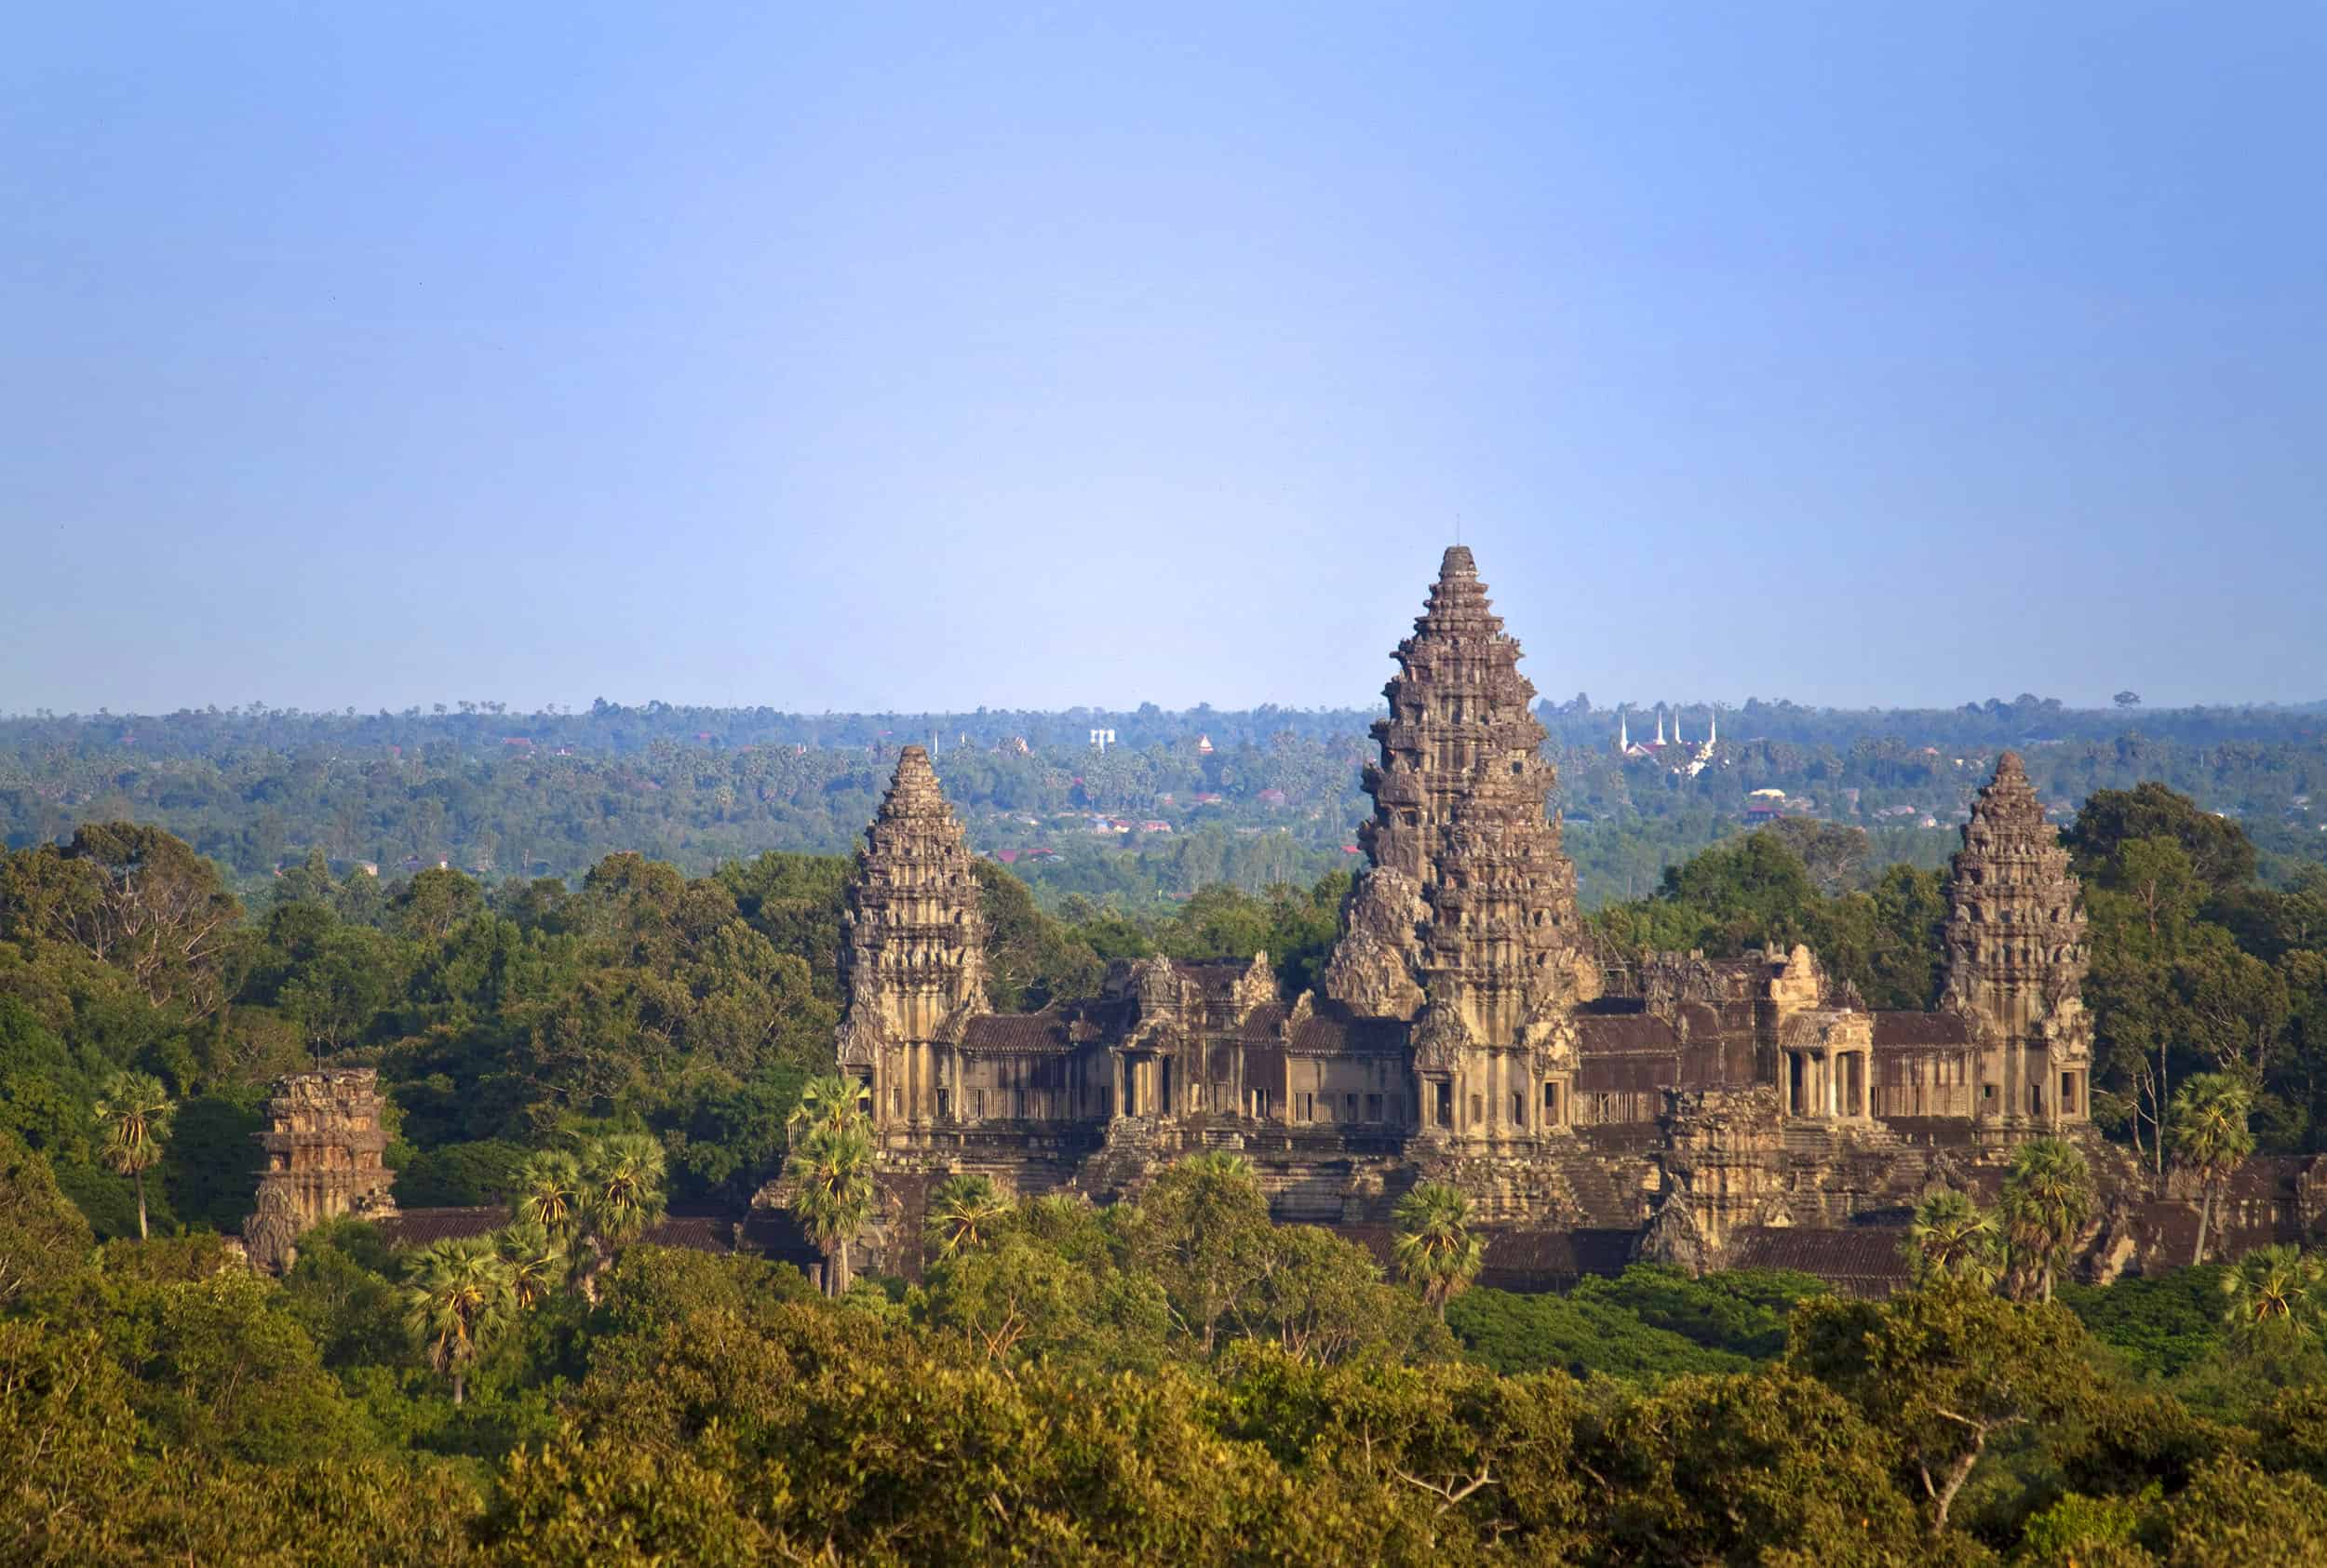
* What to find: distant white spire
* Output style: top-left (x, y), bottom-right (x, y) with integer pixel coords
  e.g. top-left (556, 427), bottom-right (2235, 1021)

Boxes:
top-left (1709, 710), bottom-right (1717, 745)
top-left (1619, 708), bottom-right (1630, 752)
top-left (1656, 709), bottom-right (1667, 746)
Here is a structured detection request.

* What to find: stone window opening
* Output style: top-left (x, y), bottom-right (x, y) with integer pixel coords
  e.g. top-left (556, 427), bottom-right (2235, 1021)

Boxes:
top-left (1510, 1091), bottom-right (1525, 1127)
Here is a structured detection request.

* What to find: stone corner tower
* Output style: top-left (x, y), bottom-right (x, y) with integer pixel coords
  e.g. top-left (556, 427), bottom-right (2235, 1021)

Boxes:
top-left (1324, 545), bottom-right (1599, 1148)
top-left (244, 1065), bottom-right (397, 1274)
top-left (838, 744), bottom-right (989, 1141)
top-left (1942, 750), bottom-right (2093, 1131)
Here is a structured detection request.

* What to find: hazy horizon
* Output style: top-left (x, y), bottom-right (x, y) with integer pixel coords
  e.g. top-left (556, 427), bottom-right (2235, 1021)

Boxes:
top-left (8, 5), bottom-right (2323, 715)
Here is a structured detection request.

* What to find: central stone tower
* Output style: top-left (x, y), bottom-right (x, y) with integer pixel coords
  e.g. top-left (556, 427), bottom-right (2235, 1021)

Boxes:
top-left (1325, 546), bottom-right (1598, 1147)
top-left (837, 744), bottom-right (989, 1141)
top-left (1942, 751), bottom-right (2093, 1130)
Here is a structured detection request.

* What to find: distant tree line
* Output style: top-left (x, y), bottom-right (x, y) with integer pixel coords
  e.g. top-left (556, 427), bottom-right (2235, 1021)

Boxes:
top-left (6, 701), bottom-right (2324, 914)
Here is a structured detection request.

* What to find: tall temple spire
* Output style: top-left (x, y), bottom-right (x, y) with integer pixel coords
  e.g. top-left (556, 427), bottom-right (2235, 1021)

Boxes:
top-left (1324, 545), bottom-right (1597, 1142)
top-left (838, 745), bottom-right (989, 1133)
top-left (1942, 751), bottom-right (2092, 1129)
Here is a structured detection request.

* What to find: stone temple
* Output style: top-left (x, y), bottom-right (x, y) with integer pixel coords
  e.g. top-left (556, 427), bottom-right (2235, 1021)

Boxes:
top-left (235, 547), bottom-right (2327, 1290)
top-left (829, 547), bottom-right (2156, 1280)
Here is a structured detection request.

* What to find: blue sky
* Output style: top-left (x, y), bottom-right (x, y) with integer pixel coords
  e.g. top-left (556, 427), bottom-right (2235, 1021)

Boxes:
top-left (6, 3), bottom-right (2321, 715)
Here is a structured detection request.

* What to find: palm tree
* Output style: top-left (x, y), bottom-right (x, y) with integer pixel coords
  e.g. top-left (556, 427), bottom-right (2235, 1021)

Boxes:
top-left (787, 1114), bottom-right (877, 1296)
top-left (574, 1133), bottom-right (667, 1300)
top-left (790, 1075), bottom-right (869, 1142)
top-left (512, 1149), bottom-right (586, 1245)
top-left (93, 1070), bottom-right (175, 1240)
top-left (1905, 1189), bottom-right (2001, 1290)
top-left (924, 1173), bottom-right (1011, 1261)
top-left (1391, 1180), bottom-right (1484, 1320)
top-left (403, 1237), bottom-right (516, 1406)
top-left (493, 1221), bottom-right (566, 1311)
top-left (582, 1133), bottom-right (668, 1249)
top-left (2170, 1073), bottom-right (2255, 1266)
top-left (2222, 1245), bottom-right (2322, 1357)
top-left (1999, 1137), bottom-right (2093, 1303)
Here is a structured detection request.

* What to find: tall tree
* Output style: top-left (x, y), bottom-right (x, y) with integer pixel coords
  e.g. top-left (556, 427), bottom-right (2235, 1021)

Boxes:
top-left (784, 1077), bottom-right (877, 1295)
top-left (1789, 1285), bottom-right (2094, 1537)
top-left (93, 1070), bottom-right (175, 1241)
top-left (2170, 1073), bottom-right (2256, 1266)
top-left (785, 1120), bottom-right (875, 1297)
top-left (493, 1221), bottom-right (566, 1311)
top-left (402, 1236), bottom-right (516, 1405)
top-left (512, 1150), bottom-right (586, 1245)
top-left (1113, 1151), bottom-right (1272, 1354)
top-left (2000, 1137), bottom-right (2094, 1304)
top-left (577, 1133), bottom-right (668, 1296)
top-left (1391, 1180), bottom-right (1485, 1320)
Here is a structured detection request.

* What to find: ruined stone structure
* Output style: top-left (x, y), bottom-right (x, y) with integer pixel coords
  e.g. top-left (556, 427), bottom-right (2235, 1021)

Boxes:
top-left (815, 547), bottom-right (2202, 1281)
top-left (242, 1066), bottom-right (397, 1273)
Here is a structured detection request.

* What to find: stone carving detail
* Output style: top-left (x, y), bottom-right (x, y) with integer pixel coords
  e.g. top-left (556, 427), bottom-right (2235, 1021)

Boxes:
top-left (1320, 867), bottom-right (1426, 1020)
top-left (1648, 1086), bottom-right (1786, 1269)
top-left (1411, 1002), bottom-right (1473, 1075)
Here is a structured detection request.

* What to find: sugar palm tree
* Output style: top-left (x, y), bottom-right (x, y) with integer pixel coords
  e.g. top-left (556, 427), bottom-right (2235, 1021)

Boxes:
top-left (2000, 1137), bottom-right (2093, 1303)
top-left (924, 1173), bottom-right (1011, 1261)
top-left (2170, 1073), bottom-right (2255, 1266)
top-left (513, 1149), bottom-right (586, 1246)
top-left (2222, 1244), bottom-right (2322, 1357)
top-left (573, 1133), bottom-right (667, 1300)
top-left (1906, 1189), bottom-right (2001, 1291)
top-left (788, 1117), bottom-right (877, 1296)
top-left (1391, 1180), bottom-right (1484, 1320)
top-left (94, 1070), bottom-right (175, 1240)
top-left (582, 1133), bottom-right (668, 1250)
top-left (493, 1221), bottom-right (566, 1311)
top-left (404, 1237), bottom-right (516, 1406)
top-left (790, 1075), bottom-right (869, 1141)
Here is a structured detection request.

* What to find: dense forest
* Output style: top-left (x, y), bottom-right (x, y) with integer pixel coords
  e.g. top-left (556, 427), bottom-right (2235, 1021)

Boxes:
top-left (7, 1139), bottom-right (2327, 1560)
top-left (4, 756), bottom-right (2326, 1558)
top-left (6, 698), bottom-right (2325, 915)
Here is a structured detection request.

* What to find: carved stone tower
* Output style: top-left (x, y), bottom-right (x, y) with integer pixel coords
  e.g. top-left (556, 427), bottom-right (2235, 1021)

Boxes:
top-left (1325, 546), bottom-right (1599, 1147)
top-left (1942, 751), bottom-right (2093, 1130)
top-left (837, 744), bottom-right (989, 1142)
top-left (243, 1066), bottom-right (397, 1273)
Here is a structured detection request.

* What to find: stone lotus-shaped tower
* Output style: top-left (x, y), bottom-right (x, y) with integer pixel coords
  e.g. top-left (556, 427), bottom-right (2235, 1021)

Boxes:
top-left (837, 744), bottom-right (989, 1140)
top-left (1942, 751), bottom-right (2093, 1130)
top-left (1324, 545), bottom-right (1599, 1146)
